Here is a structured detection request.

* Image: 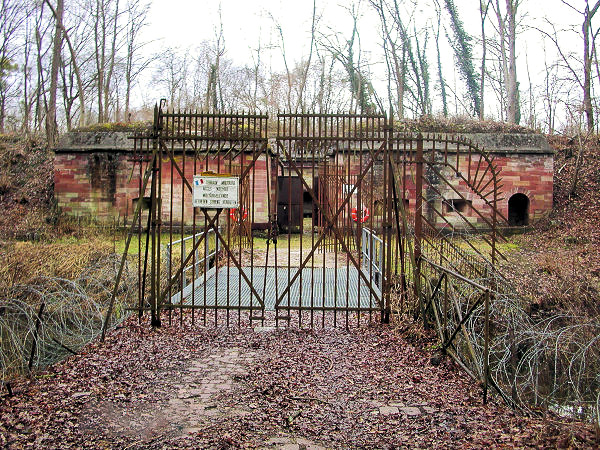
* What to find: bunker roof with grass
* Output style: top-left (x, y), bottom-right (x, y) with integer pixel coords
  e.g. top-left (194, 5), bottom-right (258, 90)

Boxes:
top-left (55, 116), bottom-right (552, 155)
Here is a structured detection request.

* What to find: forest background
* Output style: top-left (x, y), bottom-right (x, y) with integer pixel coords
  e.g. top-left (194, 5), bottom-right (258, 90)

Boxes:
top-left (1, 0), bottom-right (600, 143)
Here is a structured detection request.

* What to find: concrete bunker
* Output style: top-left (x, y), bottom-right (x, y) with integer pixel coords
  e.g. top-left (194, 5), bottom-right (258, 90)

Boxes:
top-left (53, 129), bottom-right (554, 228)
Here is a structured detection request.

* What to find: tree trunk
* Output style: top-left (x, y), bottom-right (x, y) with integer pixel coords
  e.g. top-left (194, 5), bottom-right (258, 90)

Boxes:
top-left (22, 19), bottom-right (31, 136)
top-left (583, 2), bottom-right (596, 131)
top-left (506, 0), bottom-right (519, 124)
top-left (0, 95), bottom-right (5, 133)
top-left (479, 0), bottom-right (490, 119)
top-left (44, 0), bottom-right (86, 127)
top-left (46, 0), bottom-right (63, 146)
top-left (22, 67), bottom-right (30, 135)
top-left (297, 0), bottom-right (316, 112)
top-left (104, 0), bottom-right (119, 122)
top-left (95, 0), bottom-right (106, 123)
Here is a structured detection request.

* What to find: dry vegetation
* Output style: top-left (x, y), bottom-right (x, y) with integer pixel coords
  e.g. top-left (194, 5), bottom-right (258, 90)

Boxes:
top-left (0, 135), bottom-right (56, 241)
top-left (0, 136), bottom-right (133, 388)
top-left (392, 114), bottom-right (538, 134)
top-left (495, 134), bottom-right (600, 422)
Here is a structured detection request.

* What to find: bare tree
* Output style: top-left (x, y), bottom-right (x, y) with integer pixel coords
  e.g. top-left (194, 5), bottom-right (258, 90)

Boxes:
top-left (270, 13), bottom-right (294, 111)
top-left (21, 9), bottom-right (34, 135)
top-left (433, 0), bottom-right (448, 117)
top-left (123, 0), bottom-right (151, 121)
top-left (200, 8), bottom-right (226, 112)
top-left (152, 47), bottom-right (188, 109)
top-left (310, 51), bottom-right (348, 111)
top-left (104, 0), bottom-right (120, 121)
top-left (244, 37), bottom-right (263, 111)
top-left (92, 0), bottom-right (122, 122)
top-left (444, 0), bottom-right (481, 117)
top-left (297, 0), bottom-right (317, 112)
top-left (319, 1), bottom-right (382, 113)
top-left (491, 0), bottom-right (521, 124)
top-left (34, 4), bottom-right (50, 133)
top-left (46, 0), bottom-right (63, 145)
top-left (542, 49), bottom-right (559, 134)
top-left (582, 0), bottom-right (599, 131)
top-left (44, 0), bottom-right (87, 128)
top-left (534, 1), bottom-right (599, 132)
top-left (479, 0), bottom-right (492, 119)
top-left (369, 0), bottom-right (411, 118)
top-left (0, 0), bottom-right (26, 132)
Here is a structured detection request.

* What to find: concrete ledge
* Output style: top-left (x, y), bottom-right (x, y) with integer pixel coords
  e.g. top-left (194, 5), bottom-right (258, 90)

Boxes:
top-left (56, 131), bottom-right (132, 153)
top-left (54, 131), bottom-right (553, 155)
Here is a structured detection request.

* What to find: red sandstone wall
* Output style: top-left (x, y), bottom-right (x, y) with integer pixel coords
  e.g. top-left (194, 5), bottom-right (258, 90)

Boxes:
top-left (494, 154), bottom-right (553, 221)
top-left (54, 152), bottom-right (273, 226)
top-left (54, 149), bottom-right (553, 228)
top-left (54, 153), bottom-right (140, 220)
top-left (336, 152), bottom-right (553, 227)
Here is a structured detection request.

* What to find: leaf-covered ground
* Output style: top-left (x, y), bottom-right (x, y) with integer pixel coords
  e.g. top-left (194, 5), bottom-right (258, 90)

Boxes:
top-left (1, 316), bottom-right (597, 449)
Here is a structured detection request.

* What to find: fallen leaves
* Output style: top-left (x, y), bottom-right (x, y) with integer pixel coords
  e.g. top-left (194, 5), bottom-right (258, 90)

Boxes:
top-left (2, 316), bottom-right (596, 448)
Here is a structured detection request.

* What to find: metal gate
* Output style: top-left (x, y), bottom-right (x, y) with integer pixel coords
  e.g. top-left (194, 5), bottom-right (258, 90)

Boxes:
top-left (273, 113), bottom-right (390, 327)
top-left (103, 104), bottom-right (506, 333)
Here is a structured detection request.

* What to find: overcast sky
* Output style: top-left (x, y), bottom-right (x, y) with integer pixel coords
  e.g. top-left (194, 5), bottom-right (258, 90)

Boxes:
top-left (138, 0), bottom-right (585, 123)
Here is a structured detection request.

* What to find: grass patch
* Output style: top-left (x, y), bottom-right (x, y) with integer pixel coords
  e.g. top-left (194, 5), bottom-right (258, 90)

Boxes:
top-left (71, 121), bottom-right (150, 133)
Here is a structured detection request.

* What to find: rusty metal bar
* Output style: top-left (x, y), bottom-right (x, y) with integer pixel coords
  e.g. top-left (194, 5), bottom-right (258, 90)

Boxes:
top-left (414, 135), bottom-right (424, 322)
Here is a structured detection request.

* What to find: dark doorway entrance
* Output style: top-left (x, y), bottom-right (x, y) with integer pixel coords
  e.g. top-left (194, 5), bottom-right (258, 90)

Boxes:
top-left (277, 176), bottom-right (303, 232)
top-left (508, 193), bottom-right (529, 226)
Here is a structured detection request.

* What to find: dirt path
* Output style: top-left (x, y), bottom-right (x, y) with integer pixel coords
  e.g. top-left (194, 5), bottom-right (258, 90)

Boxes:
top-left (0, 317), bottom-right (597, 449)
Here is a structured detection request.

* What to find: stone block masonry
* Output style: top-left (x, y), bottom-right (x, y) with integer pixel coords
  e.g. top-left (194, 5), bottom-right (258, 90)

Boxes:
top-left (54, 131), bottom-right (554, 227)
top-left (54, 131), bottom-right (272, 226)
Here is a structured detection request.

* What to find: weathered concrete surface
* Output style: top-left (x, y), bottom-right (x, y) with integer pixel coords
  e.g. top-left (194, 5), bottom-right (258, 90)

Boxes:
top-left (56, 131), bottom-right (134, 153)
top-left (55, 131), bottom-right (553, 155)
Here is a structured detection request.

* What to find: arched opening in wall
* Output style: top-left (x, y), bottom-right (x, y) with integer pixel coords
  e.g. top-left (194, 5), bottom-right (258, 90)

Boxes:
top-left (508, 193), bottom-right (530, 226)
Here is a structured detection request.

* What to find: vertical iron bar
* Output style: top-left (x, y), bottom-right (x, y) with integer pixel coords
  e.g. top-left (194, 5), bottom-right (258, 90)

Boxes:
top-left (167, 113), bottom-right (174, 325)
top-left (150, 109), bottom-right (160, 327)
top-left (414, 135), bottom-right (424, 323)
top-left (178, 110), bottom-right (185, 325)
top-left (137, 138), bottom-right (143, 321)
top-left (191, 112), bottom-right (198, 325)
top-left (156, 111), bottom-right (163, 325)
top-left (484, 288), bottom-right (490, 404)
top-left (299, 115), bottom-right (305, 328)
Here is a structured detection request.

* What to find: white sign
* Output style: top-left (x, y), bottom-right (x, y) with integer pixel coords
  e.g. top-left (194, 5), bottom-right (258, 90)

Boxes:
top-left (343, 183), bottom-right (356, 195)
top-left (193, 175), bottom-right (239, 208)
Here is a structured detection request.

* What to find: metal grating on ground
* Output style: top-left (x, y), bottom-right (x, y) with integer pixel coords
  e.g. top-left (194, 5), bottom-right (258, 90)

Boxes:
top-left (185, 267), bottom-right (381, 311)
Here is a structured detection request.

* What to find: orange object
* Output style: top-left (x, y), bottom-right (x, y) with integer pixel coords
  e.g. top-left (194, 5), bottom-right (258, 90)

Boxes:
top-left (351, 206), bottom-right (370, 223)
top-left (229, 207), bottom-right (248, 222)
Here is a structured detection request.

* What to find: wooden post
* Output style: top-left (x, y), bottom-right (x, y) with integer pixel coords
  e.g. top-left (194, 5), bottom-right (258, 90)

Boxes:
top-left (28, 303), bottom-right (45, 372)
